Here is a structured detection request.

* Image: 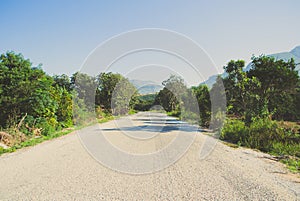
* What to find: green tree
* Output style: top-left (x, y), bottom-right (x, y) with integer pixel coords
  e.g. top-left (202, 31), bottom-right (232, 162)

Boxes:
top-left (71, 72), bottom-right (97, 110)
top-left (248, 55), bottom-right (299, 120)
top-left (223, 60), bottom-right (247, 116)
top-left (222, 59), bottom-right (268, 123)
top-left (96, 72), bottom-right (138, 115)
top-left (54, 87), bottom-right (73, 127)
top-left (111, 77), bottom-right (138, 115)
top-left (210, 75), bottom-right (227, 129)
top-left (155, 75), bottom-right (187, 114)
top-left (0, 52), bottom-right (57, 128)
top-left (96, 72), bottom-right (123, 112)
top-left (192, 85), bottom-right (211, 127)
top-left (52, 74), bottom-right (73, 127)
top-left (53, 74), bottom-right (72, 92)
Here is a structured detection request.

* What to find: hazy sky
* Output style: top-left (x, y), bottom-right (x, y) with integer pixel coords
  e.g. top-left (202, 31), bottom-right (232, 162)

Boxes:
top-left (1, 0), bottom-right (300, 84)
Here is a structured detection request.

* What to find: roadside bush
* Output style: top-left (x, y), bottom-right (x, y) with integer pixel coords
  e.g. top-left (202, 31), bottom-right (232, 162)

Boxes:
top-left (35, 117), bottom-right (57, 136)
top-left (221, 117), bottom-right (300, 156)
top-left (72, 96), bottom-right (93, 125)
top-left (271, 142), bottom-right (300, 157)
top-left (246, 118), bottom-right (283, 152)
top-left (220, 119), bottom-right (248, 144)
top-left (167, 110), bottom-right (181, 118)
top-left (180, 111), bottom-right (199, 125)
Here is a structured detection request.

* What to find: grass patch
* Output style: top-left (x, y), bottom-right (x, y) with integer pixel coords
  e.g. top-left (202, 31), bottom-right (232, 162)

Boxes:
top-left (98, 115), bottom-right (114, 123)
top-left (281, 158), bottom-right (300, 173)
top-left (128, 109), bottom-right (137, 115)
top-left (222, 141), bottom-right (240, 149)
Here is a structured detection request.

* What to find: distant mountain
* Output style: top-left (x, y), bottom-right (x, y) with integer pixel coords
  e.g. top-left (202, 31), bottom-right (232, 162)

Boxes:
top-left (203, 46), bottom-right (300, 88)
top-left (130, 79), bottom-right (163, 94)
top-left (245, 46), bottom-right (300, 71)
top-left (291, 46), bottom-right (300, 58)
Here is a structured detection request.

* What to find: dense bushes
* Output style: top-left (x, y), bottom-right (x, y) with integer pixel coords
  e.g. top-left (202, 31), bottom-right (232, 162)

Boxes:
top-left (218, 56), bottom-right (300, 171)
top-left (221, 118), bottom-right (300, 156)
top-left (0, 52), bottom-right (138, 149)
top-left (134, 94), bottom-right (156, 111)
top-left (220, 119), bottom-right (248, 144)
top-left (0, 52), bottom-right (72, 139)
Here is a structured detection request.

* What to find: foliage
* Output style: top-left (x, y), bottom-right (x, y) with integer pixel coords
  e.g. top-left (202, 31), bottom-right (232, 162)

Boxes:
top-left (155, 75), bottom-right (187, 113)
top-left (209, 75), bottom-right (227, 129)
top-left (191, 85), bottom-right (211, 127)
top-left (95, 72), bottom-right (138, 115)
top-left (111, 77), bottom-right (138, 115)
top-left (1, 51), bottom-right (300, 173)
top-left (71, 72), bottom-right (97, 110)
top-left (134, 94), bottom-right (156, 111)
top-left (223, 60), bottom-right (261, 122)
top-left (54, 87), bottom-right (73, 127)
top-left (0, 114), bottom-right (114, 156)
top-left (219, 56), bottom-right (300, 172)
top-left (223, 56), bottom-right (299, 122)
top-left (220, 119), bottom-right (248, 144)
top-left (221, 118), bottom-right (300, 172)
top-left (249, 56), bottom-right (299, 121)
top-left (0, 52), bottom-right (88, 145)
top-left (96, 72), bottom-right (123, 112)
top-left (0, 52), bottom-right (59, 130)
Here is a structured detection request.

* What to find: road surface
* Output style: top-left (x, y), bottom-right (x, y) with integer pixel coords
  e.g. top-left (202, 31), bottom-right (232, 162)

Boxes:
top-left (0, 112), bottom-right (299, 200)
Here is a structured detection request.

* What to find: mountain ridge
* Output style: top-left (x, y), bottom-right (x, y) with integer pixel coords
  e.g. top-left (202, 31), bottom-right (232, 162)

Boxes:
top-left (203, 46), bottom-right (300, 88)
top-left (129, 79), bottom-right (162, 94)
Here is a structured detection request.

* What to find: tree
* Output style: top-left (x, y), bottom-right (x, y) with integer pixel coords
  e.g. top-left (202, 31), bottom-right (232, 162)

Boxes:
top-left (192, 85), bottom-right (211, 127)
top-left (223, 60), bottom-right (246, 116)
top-left (155, 87), bottom-right (177, 112)
top-left (0, 52), bottom-right (57, 128)
top-left (96, 72), bottom-right (123, 112)
top-left (96, 72), bottom-right (138, 115)
top-left (53, 86), bottom-right (73, 127)
top-left (248, 55), bottom-right (299, 120)
top-left (71, 72), bottom-right (97, 110)
top-left (210, 75), bottom-right (227, 129)
top-left (53, 74), bottom-right (72, 92)
top-left (111, 77), bottom-right (138, 115)
top-left (155, 75), bottom-right (187, 114)
top-left (0, 52), bottom-right (33, 126)
top-left (133, 94), bottom-right (156, 111)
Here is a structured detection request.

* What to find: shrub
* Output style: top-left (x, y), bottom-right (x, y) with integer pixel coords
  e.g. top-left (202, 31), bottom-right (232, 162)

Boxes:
top-left (167, 110), bottom-right (181, 117)
top-left (246, 118), bottom-right (283, 152)
top-left (220, 119), bottom-right (248, 144)
top-left (221, 117), bottom-right (300, 158)
top-left (35, 118), bottom-right (56, 136)
top-left (271, 142), bottom-right (300, 157)
top-left (180, 111), bottom-right (199, 125)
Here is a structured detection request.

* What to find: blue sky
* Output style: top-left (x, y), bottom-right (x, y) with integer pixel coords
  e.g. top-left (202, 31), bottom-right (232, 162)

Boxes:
top-left (1, 0), bottom-right (300, 84)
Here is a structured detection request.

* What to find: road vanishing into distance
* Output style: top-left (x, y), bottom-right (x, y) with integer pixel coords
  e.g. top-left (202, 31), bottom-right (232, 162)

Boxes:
top-left (0, 112), bottom-right (299, 200)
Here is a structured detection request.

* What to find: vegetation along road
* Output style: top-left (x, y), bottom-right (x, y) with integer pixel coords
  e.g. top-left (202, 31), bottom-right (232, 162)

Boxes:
top-left (0, 112), bottom-right (299, 200)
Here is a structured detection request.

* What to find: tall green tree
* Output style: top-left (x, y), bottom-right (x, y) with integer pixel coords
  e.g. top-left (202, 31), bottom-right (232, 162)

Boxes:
top-left (0, 52), bottom-right (57, 128)
top-left (96, 72), bottom-right (123, 111)
top-left (210, 75), bottom-right (227, 129)
top-left (155, 75), bottom-right (187, 113)
top-left (248, 55), bottom-right (299, 120)
top-left (191, 85), bottom-right (211, 127)
top-left (96, 72), bottom-right (137, 115)
top-left (223, 60), bottom-right (247, 116)
top-left (71, 72), bottom-right (97, 110)
top-left (53, 74), bottom-right (72, 92)
top-left (111, 77), bottom-right (138, 115)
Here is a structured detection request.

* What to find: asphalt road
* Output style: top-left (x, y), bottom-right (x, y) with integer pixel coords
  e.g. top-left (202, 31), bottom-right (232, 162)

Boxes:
top-left (0, 112), bottom-right (299, 200)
